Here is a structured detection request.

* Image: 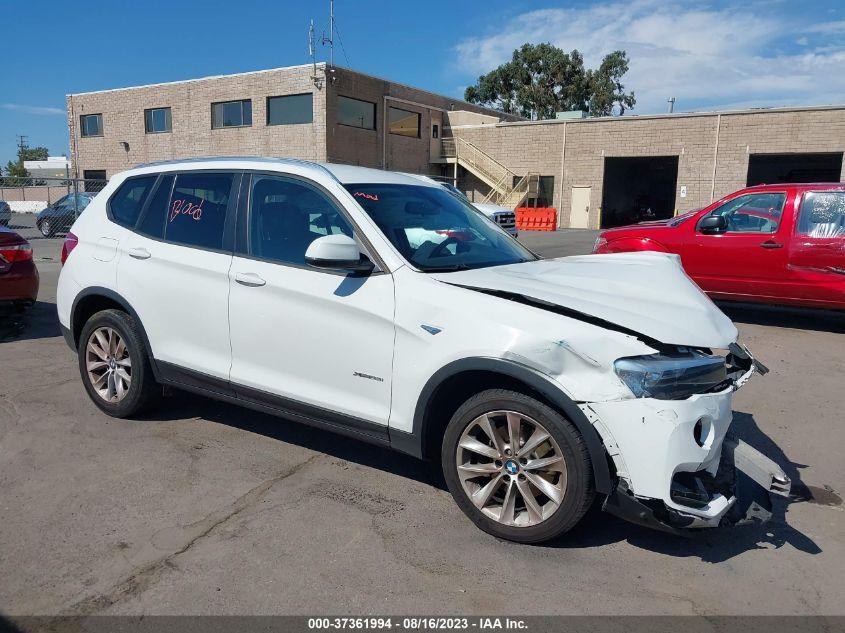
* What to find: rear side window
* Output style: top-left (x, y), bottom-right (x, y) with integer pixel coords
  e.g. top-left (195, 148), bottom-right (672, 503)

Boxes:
top-left (109, 176), bottom-right (157, 228)
top-left (137, 175), bottom-right (174, 238)
top-left (164, 173), bottom-right (234, 250)
top-left (798, 191), bottom-right (845, 238)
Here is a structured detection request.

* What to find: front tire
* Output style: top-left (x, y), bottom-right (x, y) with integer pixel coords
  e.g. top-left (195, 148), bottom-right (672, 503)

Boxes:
top-left (442, 389), bottom-right (594, 543)
top-left (78, 309), bottom-right (158, 417)
top-left (39, 220), bottom-right (54, 237)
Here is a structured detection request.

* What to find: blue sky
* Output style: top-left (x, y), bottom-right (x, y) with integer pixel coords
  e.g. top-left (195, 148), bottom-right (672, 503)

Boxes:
top-left (2, 0), bottom-right (844, 166)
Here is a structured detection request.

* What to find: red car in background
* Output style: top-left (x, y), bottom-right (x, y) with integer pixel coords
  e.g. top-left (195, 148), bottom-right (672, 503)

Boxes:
top-left (0, 227), bottom-right (39, 310)
top-left (593, 183), bottom-right (845, 310)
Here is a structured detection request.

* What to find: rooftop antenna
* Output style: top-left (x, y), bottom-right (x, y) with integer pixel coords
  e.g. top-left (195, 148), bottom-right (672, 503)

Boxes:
top-left (667, 97), bottom-right (676, 114)
top-left (308, 19), bottom-right (323, 87)
top-left (321, 0), bottom-right (335, 67)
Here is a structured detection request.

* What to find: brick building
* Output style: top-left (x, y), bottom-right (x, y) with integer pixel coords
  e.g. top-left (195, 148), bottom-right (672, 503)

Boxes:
top-left (66, 62), bottom-right (515, 183)
top-left (67, 63), bottom-right (845, 229)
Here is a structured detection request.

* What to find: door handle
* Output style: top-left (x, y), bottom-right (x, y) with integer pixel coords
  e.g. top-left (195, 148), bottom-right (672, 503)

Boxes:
top-left (235, 272), bottom-right (266, 287)
top-left (760, 241), bottom-right (783, 249)
top-left (128, 247), bottom-right (151, 260)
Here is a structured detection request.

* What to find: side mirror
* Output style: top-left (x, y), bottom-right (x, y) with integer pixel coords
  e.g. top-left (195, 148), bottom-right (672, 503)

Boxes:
top-left (305, 234), bottom-right (375, 274)
top-left (699, 215), bottom-right (728, 234)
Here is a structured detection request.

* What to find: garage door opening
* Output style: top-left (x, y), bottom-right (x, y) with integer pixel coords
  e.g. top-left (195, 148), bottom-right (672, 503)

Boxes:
top-left (601, 156), bottom-right (679, 229)
top-left (747, 153), bottom-right (843, 186)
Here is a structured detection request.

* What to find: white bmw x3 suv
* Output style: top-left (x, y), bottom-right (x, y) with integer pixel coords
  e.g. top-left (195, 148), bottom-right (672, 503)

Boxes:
top-left (57, 157), bottom-right (790, 543)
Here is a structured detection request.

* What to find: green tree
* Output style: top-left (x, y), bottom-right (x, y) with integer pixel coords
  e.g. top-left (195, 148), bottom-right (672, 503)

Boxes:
top-left (3, 145), bottom-right (49, 178)
top-left (587, 51), bottom-right (636, 116)
top-left (465, 43), bottom-right (635, 119)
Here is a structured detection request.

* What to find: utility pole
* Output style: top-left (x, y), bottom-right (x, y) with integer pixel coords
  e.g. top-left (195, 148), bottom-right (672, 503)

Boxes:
top-left (16, 135), bottom-right (28, 160)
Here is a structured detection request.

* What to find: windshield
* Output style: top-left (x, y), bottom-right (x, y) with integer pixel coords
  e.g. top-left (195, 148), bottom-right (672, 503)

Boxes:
top-left (344, 183), bottom-right (535, 272)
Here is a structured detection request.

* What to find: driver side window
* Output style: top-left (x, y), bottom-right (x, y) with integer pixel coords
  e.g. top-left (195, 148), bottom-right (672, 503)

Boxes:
top-left (246, 175), bottom-right (354, 267)
top-left (699, 193), bottom-right (786, 234)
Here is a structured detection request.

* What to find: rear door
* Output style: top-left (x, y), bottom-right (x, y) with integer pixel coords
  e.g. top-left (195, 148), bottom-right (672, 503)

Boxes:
top-left (787, 189), bottom-right (845, 306)
top-left (684, 191), bottom-right (792, 299)
top-left (117, 171), bottom-right (239, 382)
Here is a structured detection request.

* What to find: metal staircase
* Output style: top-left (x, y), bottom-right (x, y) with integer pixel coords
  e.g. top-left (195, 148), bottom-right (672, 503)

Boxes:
top-left (441, 137), bottom-right (534, 208)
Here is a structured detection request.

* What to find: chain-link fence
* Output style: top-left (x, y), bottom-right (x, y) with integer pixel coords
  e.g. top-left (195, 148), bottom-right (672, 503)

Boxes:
top-left (0, 176), bottom-right (108, 241)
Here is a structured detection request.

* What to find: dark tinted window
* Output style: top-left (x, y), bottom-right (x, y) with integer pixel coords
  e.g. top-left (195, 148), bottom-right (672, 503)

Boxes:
top-left (337, 96), bottom-right (375, 130)
top-left (145, 107), bottom-right (172, 133)
top-left (137, 175), bottom-right (174, 238)
top-left (798, 191), bottom-right (845, 238)
top-left (109, 176), bottom-right (157, 228)
top-left (267, 94), bottom-right (313, 125)
top-left (248, 175), bottom-right (353, 266)
top-left (212, 100), bottom-right (252, 128)
top-left (80, 114), bottom-right (103, 137)
top-left (164, 173), bottom-right (234, 249)
top-left (388, 106), bottom-right (420, 137)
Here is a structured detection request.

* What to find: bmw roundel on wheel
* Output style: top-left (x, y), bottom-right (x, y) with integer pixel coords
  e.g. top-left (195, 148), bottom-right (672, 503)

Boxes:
top-left (57, 157), bottom-right (791, 543)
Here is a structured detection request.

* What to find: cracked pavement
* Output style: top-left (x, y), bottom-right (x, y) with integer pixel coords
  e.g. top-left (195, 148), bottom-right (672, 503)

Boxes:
top-left (1, 232), bottom-right (844, 616)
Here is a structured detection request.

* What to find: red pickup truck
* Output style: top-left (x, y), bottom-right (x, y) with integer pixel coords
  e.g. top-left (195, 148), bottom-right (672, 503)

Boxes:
top-left (593, 183), bottom-right (845, 310)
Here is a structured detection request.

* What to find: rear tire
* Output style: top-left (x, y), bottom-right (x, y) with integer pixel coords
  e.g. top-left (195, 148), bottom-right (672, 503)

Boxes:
top-left (442, 389), bottom-right (594, 543)
top-left (39, 220), bottom-right (54, 238)
top-left (78, 309), bottom-right (158, 418)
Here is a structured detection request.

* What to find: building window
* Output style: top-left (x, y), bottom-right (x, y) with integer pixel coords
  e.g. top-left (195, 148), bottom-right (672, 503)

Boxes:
top-left (388, 106), bottom-right (421, 138)
top-left (83, 170), bottom-right (107, 192)
top-left (212, 100), bottom-right (252, 129)
top-left (267, 93), bottom-right (313, 125)
top-left (145, 107), bottom-right (172, 133)
top-left (80, 114), bottom-right (103, 137)
top-left (432, 124), bottom-right (439, 139)
top-left (337, 95), bottom-right (376, 130)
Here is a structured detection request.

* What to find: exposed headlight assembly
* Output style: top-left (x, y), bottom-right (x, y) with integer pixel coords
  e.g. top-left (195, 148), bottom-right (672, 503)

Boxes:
top-left (614, 351), bottom-right (728, 399)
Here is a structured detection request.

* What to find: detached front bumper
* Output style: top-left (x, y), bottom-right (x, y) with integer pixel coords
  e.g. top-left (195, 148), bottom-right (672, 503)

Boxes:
top-left (583, 347), bottom-right (790, 533)
top-left (602, 435), bottom-right (791, 534)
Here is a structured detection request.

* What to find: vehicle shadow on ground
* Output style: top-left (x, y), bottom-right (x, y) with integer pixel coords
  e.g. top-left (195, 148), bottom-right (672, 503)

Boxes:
top-left (143, 390), bottom-right (823, 562)
top-left (140, 391), bottom-right (438, 487)
top-left (718, 301), bottom-right (845, 334)
top-left (0, 301), bottom-right (61, 343)
top-left (548, 409), bottom-right (823, 562)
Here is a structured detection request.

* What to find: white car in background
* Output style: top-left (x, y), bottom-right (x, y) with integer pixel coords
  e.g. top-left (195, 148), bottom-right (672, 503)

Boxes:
top-left (403, 174), bottom-right (518, 238)
top-left (57, 157), bottom-right (789, 543)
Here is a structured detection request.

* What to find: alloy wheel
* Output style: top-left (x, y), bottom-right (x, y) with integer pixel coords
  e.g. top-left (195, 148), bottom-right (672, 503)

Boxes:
top-left (456, 410), bottom-right (567, 527)
top-left (86, 326), bottom-right (132, 403)
top-left (40, 220), bottom-right (51, 237)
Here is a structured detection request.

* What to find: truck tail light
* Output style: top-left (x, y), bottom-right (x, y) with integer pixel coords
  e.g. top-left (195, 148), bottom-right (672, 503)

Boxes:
top-left (61, 232), bottom-right (79, 266)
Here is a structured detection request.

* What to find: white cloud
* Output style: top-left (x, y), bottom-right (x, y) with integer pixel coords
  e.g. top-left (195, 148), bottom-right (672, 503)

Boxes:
top-left (453, 0), bottom-right (845, 114)
top-left (1, 103), bottom-right (65, 116)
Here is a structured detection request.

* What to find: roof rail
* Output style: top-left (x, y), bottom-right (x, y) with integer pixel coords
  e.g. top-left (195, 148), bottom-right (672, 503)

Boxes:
top-left (133, 156), bottom-right (341, 183)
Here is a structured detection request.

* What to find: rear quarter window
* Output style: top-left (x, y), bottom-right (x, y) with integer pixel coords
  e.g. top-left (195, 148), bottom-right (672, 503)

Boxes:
top-left (798, 191), bottom-right (845, 238)
top-left (108, 176), bottom-right (158, 228)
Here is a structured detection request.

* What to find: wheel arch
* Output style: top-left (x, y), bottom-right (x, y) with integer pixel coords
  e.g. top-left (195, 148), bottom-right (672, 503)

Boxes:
top-left (70, 287), bottom-right (161, 380)
top-left (401, 357), bottom-right (613, 494)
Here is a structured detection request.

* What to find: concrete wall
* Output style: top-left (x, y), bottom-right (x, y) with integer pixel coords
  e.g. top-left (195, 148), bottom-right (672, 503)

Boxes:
top-left (451, 106), bottom-right (845, 229)
top-left (68, 64), bottom-right (328, 179)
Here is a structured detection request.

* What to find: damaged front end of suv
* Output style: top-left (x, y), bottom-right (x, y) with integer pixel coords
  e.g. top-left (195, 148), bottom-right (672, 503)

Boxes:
top-left (595, 343), bottom-right (791, 534)
top-left (434, 252), bottom-right (792, 535)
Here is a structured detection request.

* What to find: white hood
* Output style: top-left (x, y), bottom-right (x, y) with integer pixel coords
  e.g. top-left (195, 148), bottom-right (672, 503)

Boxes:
top-left (432, 252), bottom-right (738, 348)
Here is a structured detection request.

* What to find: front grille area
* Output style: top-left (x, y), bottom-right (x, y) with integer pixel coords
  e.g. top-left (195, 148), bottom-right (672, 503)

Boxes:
top-left (495, 213), bottom-right (516, 228)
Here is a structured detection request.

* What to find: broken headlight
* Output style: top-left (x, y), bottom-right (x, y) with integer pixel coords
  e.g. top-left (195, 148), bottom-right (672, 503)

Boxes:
top-left (614, 351), bottom-right (728, 399)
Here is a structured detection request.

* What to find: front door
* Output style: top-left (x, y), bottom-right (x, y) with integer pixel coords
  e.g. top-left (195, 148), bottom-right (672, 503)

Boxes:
top-left (684, 191), bottom-right (791, 299)
top-left (569, 187), bottom-right (591, 229)
top-left (228, 173), bottom-right (395, 429)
